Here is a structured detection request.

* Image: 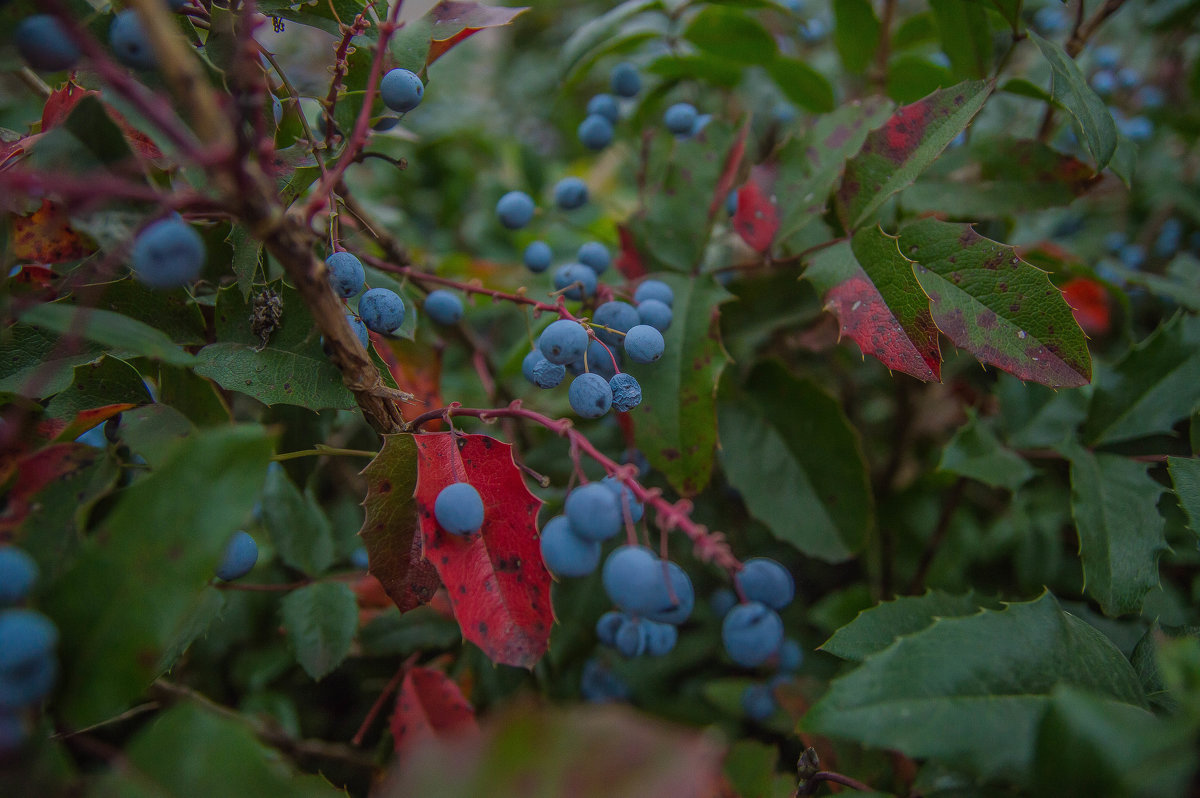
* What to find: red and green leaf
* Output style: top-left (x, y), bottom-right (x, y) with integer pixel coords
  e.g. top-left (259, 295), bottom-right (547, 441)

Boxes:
top-left (360, 434), bottom-right (441, 614)
top-left (807, 227), bottom-right (941, 382)
top-left (426, 2), bottom-right (531, 66)
top-left (391, 666), bottom-right (478, 755)
top-left (413, 432), bottom-right (551, 668)
top-left (835, 80), bottom-right (991, 230)
top-left (899, 218), bottom-right (1091, 388)
top-left (732, 165), bottom-right (781, 253)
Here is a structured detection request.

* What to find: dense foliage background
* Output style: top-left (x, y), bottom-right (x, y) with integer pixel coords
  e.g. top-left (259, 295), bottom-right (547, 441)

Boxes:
top-left (1, 0), bottom-right (1199, 796)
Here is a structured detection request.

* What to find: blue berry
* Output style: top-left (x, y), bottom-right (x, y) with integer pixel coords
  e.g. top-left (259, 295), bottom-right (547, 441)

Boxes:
top-left (580, 657), bottom-right (630, 703)
top-left (0, 548), bottom-right (37, 606)
top-left (610, 62), bottom-right (641, 97)
top-left (533, 357), bottom-right (566, 389)
top-left (522, 350), bottom-right (543, 384)
top-left (726, 189), bottom-right (739, 216)
top-left (1033, 6), bottom-right (1069, 33)
top-left (75, 426), bottom-right (107, 448)
top-left (1090, 69), bottom-right (1116, 96)
top-left (351, 547), bottom-right (370, 569)
top-left (596, 611), bottom-right (627, 647)
top-left (373, 115), bottom-right (401, 131)
top-left (929, 51), bottom-right (952, 69)
top-left (0, 610), bottom-right (58, 673)
top-left (554, 177), bottom-right (589, 210)
top-left (601, 476), bottom-right (643, 522)
top-left (578, 242), bottom-right (611, 274)
top-left (0, 656), bottom-right (57, 711)
top-left (131, 218), bottom-right (206, 289)
top-left (16, 15), bottom-right (80, 72)
top-left (380, 68), bottom-right (424, 113)
top-left (1119, 115), bottom-right (1154, 142)
top-left (644, 561), bottom-right (694, 625)
top-left (636, 299), bottom-right (672, 332)
top-left (1104, 231), bottom-right (1128, 254)
top-left (569, 340), bottom-right (619, 381)
top-left (586, 93), bottom-right (619, 123)
top-left (496, 191), bottom-right (535, 229)
top-left (798, 18), bottom-right (828, 43)
top-left (168, 0), bottom-right (192, 10)
top-left (272, 95), bottom-right (284, 126)
top-left (742, 684), bottom-right (777, 721)
top-left (566, 483), bottom-right (623, 541)
top-left (737, 558), bottom-right (795, 610)
top-left (434, 482), bottom-right (485, 536)
top-left (602, 545), bottom-right (662, 614)
top-left (624, 325), bottom-right (665, 364)
top-left (326, 251), bottom-right (365, 298)
top-left (347, 314), bottom-right (370, 349)
top-left (615, 617), bottom-right (647, 657)
top-left (569, 372), bottom-right (613, 418)
top-left (523, 241), bottom-right (553, 273)
top-left (1155, 218), bottom-right (1184, 258)
top-left (664, 103), bottom-right (698, 135)
top-left (1117, 67), bottom-right (1140, 89)
top-left (578, 114), bottom-right (614, 150)
top-left (777, 637), bottom-right (803, 672)
top-left (539, 516), bottom-right (601, 577)
top-left (538, 319), bottom-right (589, 365)
top-left (215, 530), bottom-right (258, 582)
top-left (110, 10), bottom-right (157, 70)
top-left (710, 588), bottom-right (737, 619)
top-left (689, 113), bottom-right (713, 138)
top-left (593, 301), bottom-right (640, 346)
top-left (644, 620), bottom-right (678, 656)
top-left (609, 372), bottom-right (642, 413)
top-left (553, 263), bottom-right (598, 300)
top-left (1093, 44), bottom-right (1120, 69)
top-left (634, 279), bottom-right (674, 307)
top-left (424, 290), bottom-right (464, 325)
top-left (1119, 243), bottom-right (1147, 269)
top-left (359, 287), bottom-right (406, 334)
top-left (1137, 85), bottom-right (1166, 109)
top-left (722, 602), bottom-right (784, 667)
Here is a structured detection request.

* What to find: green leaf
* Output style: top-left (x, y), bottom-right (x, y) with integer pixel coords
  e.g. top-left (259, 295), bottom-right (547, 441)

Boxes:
top-left (1064, 442), bottom-right (1167, 617)
top-left (885, 54), bottom-right (952, 104)
top-left (20, 303), bottom-right (196, 367)
top-left (930, 0), bottom-right (992, 78)
top-left (92, 703), bottom-right (344, 798)
top-left (718, 360), bottom-right (872, 561)
top-left (836, 80), bottom-right (992, 230)
top-left (259, 0), bottom-right (368, 37)
top-left (939, 410), bottom-right (1034, 490)
top-left (1032, 686), bottom-right (1197, 798)
top-left (684, 6), bottom-right (776, 65)
top-left (117, 404), bottom-right (197, 469)
top-left (804, 593), bottom-right (1148, 783)
top-left (388, 16), bottom-right (434, 73)
top-left (774, 97), bottom-right (894, 244)
top-left (44, 426), bottom-right (273, 726)
top-left (156, 586), bottom-right (226, 675)
top-left (44, 357), bottom-right (152, 420)
top-left (227, 224), bottom-right (262, 300)
top-left (262, 464), bottom-right (335, 576)
top-left (559, 0), bottom-right (663, 80)
top-left (995, 372), bottom-right (1088, 448)
top-left (899, 218), bottom-right (1092, 388)
top-left (806, 227), bottom-right (942, 382)
top-left (628, 275), bottom-right (732, 496)
top-left (832, 0), bottom-right (881, 74)
top-left (93, 279), bottom-right (207, 346)
top-left (0, 323), bottom-right (104, 397)
top-left (1168, 457), bottom-right (1200, 542)
top-left (821, 590), bottom-right (990, 661)
top-left (1083, 314), bottom-right (1200, 445)
top-left (1029, 31), bottom-right (1118, 170)
top-left (766, 56), bottom-right (836, 113)
top-left (62, 95), bottom-right (136, 167)
top-left (280, 582), bottom-right (359, 681)
top-left (192, 282), bottom-right (356, 410)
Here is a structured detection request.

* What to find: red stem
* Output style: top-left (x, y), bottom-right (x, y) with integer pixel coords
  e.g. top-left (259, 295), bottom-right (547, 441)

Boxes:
top-left (352, 656), bottom-right (414, 746)
top-left (406, 402), bottom-right (743, 573)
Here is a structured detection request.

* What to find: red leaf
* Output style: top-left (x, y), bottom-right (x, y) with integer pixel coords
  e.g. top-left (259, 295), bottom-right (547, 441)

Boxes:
top-left (414, 433), bottom-right (551, 668)
top-left (0, 444), bottom-right (103, 540)
top-left (42, 82), bottom-right (97, 130)
top-left (377, 336), bottom-right (443, 424)
top-left (708, 121), bottom-right (748, 221)
top-left (732, 165), bottom-right (781, 253)
top-left (390, 667), bottom-right (478, 755)
top-left (50, 404), bottom-right (137, 444)
top-left (425, 1), bottom-right (530, 67)
top-left (824, 274), bottom-right (941, 381)
top-left (361, 435), bottom-right (442, 613)
top-left (12, 200), bottom-right (96, 264)
top-left (1061, 278), bottom-right (1111, 337)
top-left (615, 224), bottom-right (646, 280)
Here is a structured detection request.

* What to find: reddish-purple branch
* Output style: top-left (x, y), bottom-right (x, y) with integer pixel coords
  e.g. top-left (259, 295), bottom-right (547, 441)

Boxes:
top-left (360, 254), bottom-right (570, 317)
top-left (303, 1), bottom-right (405, 221)
top-left (405, 402), bottom-right (743, 574)
top-left (323, 13), bottom-right (373, 148)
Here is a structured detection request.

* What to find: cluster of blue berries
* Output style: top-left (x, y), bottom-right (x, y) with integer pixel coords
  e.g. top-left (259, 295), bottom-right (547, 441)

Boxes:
top-left (596, 544), bottom-right (693, 658)
top-left (324, 251), bottom-right (409, 340)
top-left (1080, 45), bottom-right (1159, 143)
top-left (16, 2), bottom-right (193, 75)
top-left (539, 477), bottom-right (644, 578)
top-left (0, 546), bottom-right (59, 753)
top-left (577, 62), bottom-right (641, 151)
